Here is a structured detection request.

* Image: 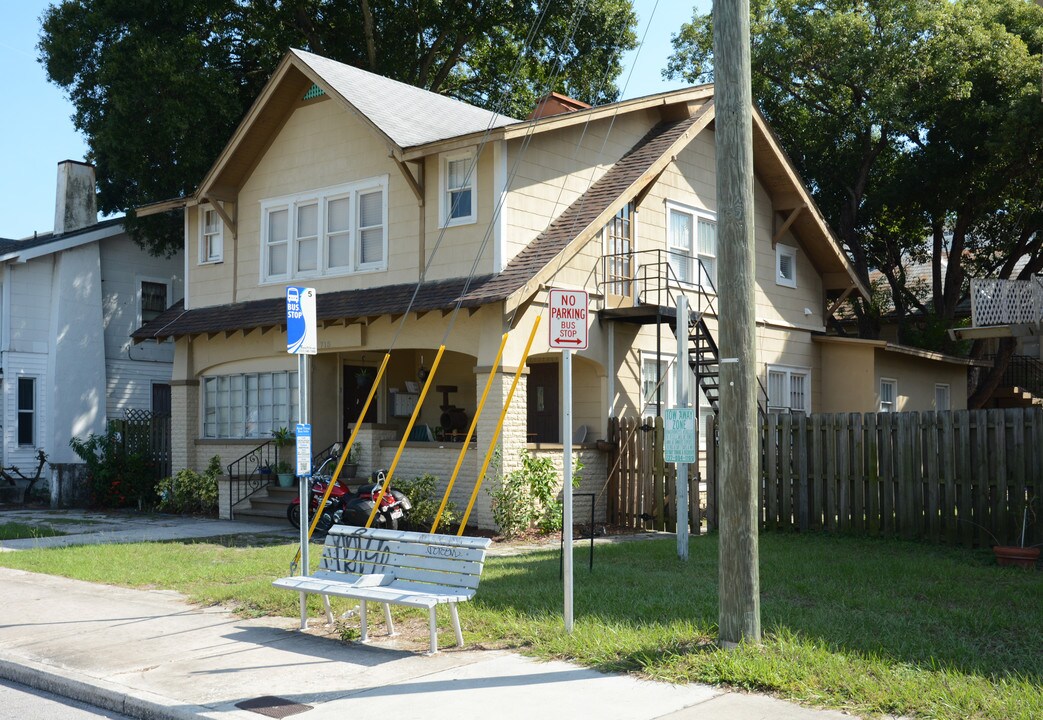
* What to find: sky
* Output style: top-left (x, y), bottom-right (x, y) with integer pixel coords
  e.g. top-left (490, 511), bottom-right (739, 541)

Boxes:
top-left (0, 0), bottom-right (707, 241)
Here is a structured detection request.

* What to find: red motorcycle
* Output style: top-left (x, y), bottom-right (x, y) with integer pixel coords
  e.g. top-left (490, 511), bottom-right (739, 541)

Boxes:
top-left (288, 459), bottom-right (411, 533)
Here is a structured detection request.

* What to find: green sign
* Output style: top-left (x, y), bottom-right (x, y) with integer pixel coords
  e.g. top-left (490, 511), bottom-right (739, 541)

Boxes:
top-left (663, 408), bottom-right (696, 463)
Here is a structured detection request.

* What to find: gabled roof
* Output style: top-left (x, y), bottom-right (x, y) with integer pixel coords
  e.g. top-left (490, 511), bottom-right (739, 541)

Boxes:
top-left (0, 218), bottom-right (124, 263)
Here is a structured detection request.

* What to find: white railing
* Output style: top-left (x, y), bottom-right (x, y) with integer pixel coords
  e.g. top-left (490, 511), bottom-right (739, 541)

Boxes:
top-left (970, 276), bottom-right (1043, 327)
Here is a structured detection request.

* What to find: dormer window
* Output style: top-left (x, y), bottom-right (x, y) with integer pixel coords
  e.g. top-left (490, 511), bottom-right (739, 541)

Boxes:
top-left (440, 149), bottom-right (477, 227)
top-left (200, 205), bottom-right (223, 263)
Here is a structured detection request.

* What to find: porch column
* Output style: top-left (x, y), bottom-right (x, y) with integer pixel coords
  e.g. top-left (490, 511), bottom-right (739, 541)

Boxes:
top-left (170, 379), bottom-right (199, 471)
top-left (471, 366), bottom-right (528, 530)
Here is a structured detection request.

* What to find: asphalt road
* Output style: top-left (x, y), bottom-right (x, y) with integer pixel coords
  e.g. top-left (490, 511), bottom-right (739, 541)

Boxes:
top-left (0, 678), bottom-right (133, 719)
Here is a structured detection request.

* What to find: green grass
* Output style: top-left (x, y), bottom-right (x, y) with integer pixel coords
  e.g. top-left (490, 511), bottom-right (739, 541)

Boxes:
top-left (0, 522), bottom-right (67, 540)
top-left (0, 532), bottom-right (1039, 719)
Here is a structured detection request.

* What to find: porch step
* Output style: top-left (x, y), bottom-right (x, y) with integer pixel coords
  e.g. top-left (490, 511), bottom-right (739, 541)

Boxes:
top-left (988, 386), bottom-right (1043, 408)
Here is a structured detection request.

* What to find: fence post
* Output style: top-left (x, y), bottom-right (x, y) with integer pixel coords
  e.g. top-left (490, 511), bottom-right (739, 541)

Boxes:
top-left (654, 416), bottom-right (665, 531)
top-left (707, 414), bottom-right (717, 532)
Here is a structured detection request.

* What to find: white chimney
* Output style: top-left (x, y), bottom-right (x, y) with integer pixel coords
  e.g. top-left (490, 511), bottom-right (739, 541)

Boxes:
top-left (53, 160), bottom-right (98, 235)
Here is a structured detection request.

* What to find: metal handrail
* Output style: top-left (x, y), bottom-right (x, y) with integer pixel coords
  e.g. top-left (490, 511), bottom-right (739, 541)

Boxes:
top-left (599, 247), bottom-right (719, 319)
top-left (225, 439), bottom-right (279, 519)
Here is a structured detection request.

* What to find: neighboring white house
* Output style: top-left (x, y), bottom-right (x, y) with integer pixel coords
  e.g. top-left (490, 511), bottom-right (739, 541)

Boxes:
top-left (0, 161), bottom-right (184, 473)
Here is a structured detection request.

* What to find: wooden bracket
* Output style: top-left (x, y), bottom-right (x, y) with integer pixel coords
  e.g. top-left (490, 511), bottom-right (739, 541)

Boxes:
top-left (772, 205), bottom-right (804, 248)
top-left (826, 285), bottom-right (856, 318)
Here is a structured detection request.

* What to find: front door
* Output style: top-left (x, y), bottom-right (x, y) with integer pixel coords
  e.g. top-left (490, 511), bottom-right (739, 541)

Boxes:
top-left (526, 363), bottom-right (559, 443)
top-left (343, 365), bottom-right (378, 429)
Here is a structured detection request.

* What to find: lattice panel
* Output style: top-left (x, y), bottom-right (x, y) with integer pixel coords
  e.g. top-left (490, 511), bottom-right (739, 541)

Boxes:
top-left (970, 276), bottom-right (1043, 327)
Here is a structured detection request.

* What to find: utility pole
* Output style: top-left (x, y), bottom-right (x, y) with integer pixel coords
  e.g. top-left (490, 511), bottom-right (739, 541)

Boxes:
top-left (713, 0), bottom-right (761, 646)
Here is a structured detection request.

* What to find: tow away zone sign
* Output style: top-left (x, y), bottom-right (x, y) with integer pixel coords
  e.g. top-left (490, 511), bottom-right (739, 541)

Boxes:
top-left (548, 289), bottom-right (588, 350)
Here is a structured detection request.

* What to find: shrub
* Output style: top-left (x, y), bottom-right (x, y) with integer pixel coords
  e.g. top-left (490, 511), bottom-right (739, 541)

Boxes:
top-left (69, 423), bottom-right (155, 509)
top-left (487, 451), bottom-right (582, 538)
top-left (396, 473), bottom-right (457, 531)
top-left (156, 456), bottom-right (221, 515)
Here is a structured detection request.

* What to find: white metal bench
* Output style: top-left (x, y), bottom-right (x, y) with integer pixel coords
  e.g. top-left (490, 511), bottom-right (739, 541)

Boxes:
top-left (273, 525), bottom-right (492, 654)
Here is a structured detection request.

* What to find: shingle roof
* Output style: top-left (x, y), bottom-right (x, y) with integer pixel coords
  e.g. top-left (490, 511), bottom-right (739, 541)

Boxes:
top-left (0, 218), bottom-right (125, 259)
top-left (291, 49), bottom-right (518, 149)
top-left (458, 114), bottom-right (702, 307)
top-left (132, 275), bottom-right (496, 341)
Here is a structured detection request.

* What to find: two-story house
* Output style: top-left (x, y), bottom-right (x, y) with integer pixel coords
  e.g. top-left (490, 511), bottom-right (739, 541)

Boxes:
top-left (134, 49), bottom-right (963, 527)
top-left (1, 161), bottom-right (183, 493)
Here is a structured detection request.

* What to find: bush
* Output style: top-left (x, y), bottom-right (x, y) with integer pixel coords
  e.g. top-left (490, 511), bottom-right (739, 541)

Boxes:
top-left (69, 423), bottom-right (155, 509)
top-left (487, 451), bottom-right (582, 538)
top-left (396, 473), bottom-right (457, 532)
top-left (156, 456), bottom-right (221, 515)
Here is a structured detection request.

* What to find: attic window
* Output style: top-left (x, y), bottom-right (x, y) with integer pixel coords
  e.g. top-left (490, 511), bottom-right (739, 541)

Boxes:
top-left (776, 244), bottom-right (797, 288)
top-left (303, 84), bottom-right (325, 101)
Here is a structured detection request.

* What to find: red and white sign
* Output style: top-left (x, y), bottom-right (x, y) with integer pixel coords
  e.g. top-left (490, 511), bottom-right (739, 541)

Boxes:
top-left (548, 289), bottom-right (589, 350)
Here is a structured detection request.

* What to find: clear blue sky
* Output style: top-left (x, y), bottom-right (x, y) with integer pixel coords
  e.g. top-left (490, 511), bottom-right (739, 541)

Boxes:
top-left (0, 0), bottom-right (706, 240)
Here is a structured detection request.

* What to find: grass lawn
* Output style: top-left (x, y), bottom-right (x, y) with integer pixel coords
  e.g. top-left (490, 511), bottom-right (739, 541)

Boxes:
top-left (0, 522), bottom-right (67, 540)
top-left (0, 532), bottom-right (1039, 719)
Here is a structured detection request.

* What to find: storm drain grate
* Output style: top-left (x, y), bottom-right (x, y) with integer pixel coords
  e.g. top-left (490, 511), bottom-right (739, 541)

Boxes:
top-left (235, 696), bottom-right (313, 718)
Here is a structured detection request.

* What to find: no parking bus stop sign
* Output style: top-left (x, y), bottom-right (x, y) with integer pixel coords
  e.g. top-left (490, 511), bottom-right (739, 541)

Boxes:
top-left (548, 289), bottom-right (588, 350)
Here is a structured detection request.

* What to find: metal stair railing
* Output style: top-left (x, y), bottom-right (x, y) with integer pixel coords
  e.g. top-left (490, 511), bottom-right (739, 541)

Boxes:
top-left (225, 440), bottom-right (279, 519)
top-left (988, 353), bottom-right (1043, 399)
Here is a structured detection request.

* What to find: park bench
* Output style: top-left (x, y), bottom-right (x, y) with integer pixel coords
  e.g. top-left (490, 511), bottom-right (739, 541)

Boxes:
top-left (273, 524), bottom-right (492, 654)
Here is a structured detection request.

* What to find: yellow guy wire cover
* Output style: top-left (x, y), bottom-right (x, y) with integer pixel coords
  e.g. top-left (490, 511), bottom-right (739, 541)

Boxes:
top-left (458, 317), bottom-right (541, 535)
top-left (429, 332), bottom-right (508, 534)
top-left (365, 345), bottom-right (446, 528)
top-left (292, 353), bottom-right (390, 570)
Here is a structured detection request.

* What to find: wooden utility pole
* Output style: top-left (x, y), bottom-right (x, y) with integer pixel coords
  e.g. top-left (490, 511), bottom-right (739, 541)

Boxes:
top-left (713, 0), bottom-right (761, 646)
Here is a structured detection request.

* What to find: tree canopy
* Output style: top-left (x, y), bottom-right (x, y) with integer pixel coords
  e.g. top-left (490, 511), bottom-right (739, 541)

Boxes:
top-left (667, 0), bottom-right (1043, 367)
top-left (39, 0), bottom-right (638, 255)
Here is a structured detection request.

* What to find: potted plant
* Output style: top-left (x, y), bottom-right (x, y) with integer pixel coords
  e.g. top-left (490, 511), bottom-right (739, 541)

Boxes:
top-left (271, 427), bottom-right (295, 487)
top-left (993, 493), bottom-right (1040, 569)
top-left (343, 442), bottom-right (361, 479)
top-left (355, 367), bottom-right (373, 388)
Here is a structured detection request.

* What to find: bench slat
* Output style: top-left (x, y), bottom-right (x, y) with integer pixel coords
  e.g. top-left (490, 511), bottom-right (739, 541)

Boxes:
top-left (320, 547), bottom-right (485, 577)
top-left (327, 525), bottom-right (492, 551)
top-left (275, 574), bottom-right (475, 608)
top-left (322, 534), bottom-right (489, 564)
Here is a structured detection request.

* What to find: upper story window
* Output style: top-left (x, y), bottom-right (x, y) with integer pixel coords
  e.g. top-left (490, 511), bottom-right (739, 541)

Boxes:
top-left (261, 177), bottom-right (388, 283)
top-left (603, 203), bottom-right (635, 297)
top-left (440, 149), bottom-right (477, 227)
top-left (140, 280), bottom-right (169, 324)
top-left (666, 202), bottom-right (716, 291)
top-left (767, 365), bottom-right (810, 413)
top-left (199, 205), bottom-right (223, 263)
top-left (776, 244), bottom-right (797, 288)
top-left (879, 378), bottom-right (897, 412)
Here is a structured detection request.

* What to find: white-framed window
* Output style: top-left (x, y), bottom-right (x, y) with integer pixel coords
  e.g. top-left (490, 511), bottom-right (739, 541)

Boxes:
top-left (139, 278), bottom-right (170, 324)
top-left (440, 148), bottom-right (477, 227)
top-left (641, 354), bottom-right (672, 417)
top-left (17, 377), bottom-right (35, 446)
top-left (261, 177), bottom-right (388, 282)
top-left (767, 365), bottom-right (810, 413)
top-left (666, 202), bottom-right (716, 290)
top-left (935, 383), bottom-right (950, 411)
top-left (202, 371), bottom-right (299, 439)
top-left (776, 243), bottom-right (797, 288)
top-left (199, 205), bottom-right (223, 263)
top-left (879, 378), bottom-right (897, 413)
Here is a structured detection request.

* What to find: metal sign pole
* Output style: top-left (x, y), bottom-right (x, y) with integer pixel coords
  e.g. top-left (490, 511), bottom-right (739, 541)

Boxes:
top-left (298, 353), bottom-right (309, 629)
top-left (563, 347), bottom-right (574, 633)
top-left (676, 294), bottom-right (690, 560)
top-left (287, 286), bottom-right (316, 631)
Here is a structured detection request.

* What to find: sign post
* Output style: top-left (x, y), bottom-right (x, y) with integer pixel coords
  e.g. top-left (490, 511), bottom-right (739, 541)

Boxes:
top-left (287, 286), bottom-right (316, 630)
top-left (548, 288), bottom-right (588, 633)
top-left (672, 294), bottom-right (692, 560)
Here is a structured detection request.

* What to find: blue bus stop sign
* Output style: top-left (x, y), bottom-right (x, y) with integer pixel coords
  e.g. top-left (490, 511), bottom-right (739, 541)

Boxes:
top-left (286, 286), bottom-right (317, 355)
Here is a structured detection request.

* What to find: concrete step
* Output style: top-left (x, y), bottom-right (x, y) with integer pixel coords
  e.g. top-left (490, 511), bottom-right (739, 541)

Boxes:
top-left (232, 507), bottom-right (289, 525)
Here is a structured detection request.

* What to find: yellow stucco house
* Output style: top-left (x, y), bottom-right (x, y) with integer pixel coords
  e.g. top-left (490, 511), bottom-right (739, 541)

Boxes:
top-left (135, 49), bottom-right (963, 526)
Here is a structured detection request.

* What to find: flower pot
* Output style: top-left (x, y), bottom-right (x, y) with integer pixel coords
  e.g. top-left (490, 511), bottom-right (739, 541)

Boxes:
top-left (993, 545), bottom-right (1040, 569)
top-left (277, 473), bottom-right (295, 488)
top-left (343, 463), bottom-right (359, 479)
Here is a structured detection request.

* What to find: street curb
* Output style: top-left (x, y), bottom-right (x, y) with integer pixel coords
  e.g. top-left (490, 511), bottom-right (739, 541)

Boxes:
top-left (0, 654), bottom-right (219, 720)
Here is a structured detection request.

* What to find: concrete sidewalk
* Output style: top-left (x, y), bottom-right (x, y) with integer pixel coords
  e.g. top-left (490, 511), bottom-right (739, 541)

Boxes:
top-left (0, 510), bottom-right (854, 720)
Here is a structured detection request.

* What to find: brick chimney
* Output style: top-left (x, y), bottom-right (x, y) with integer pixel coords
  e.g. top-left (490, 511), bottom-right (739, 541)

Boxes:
top-left (528, 92), bottom-right (592, 120)
top-left (53, 160), bottom-right (98, 235)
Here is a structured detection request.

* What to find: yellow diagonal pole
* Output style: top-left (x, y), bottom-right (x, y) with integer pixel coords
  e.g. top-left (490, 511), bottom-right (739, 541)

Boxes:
top-left (365, 345), bottom-right (446, 528)
top-left (458, 317), bottom-right (540, 535)
top-left (430, 332), bottom-right (509, 534)
top-left (292, 352), bottom-right (389, 571)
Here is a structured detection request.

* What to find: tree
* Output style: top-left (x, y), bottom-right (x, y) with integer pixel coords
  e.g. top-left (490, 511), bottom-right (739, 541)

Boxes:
top-left (39, 0), bottom-right (637, 256)
top-left (666, 0), bottom-right (1043, 365)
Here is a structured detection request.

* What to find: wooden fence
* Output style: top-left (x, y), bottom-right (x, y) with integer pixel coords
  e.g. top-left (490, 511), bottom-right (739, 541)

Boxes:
top-left (606, 416), bottom-right (701, 532)
top-left (706, 407), bottom-right (1042, 548)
